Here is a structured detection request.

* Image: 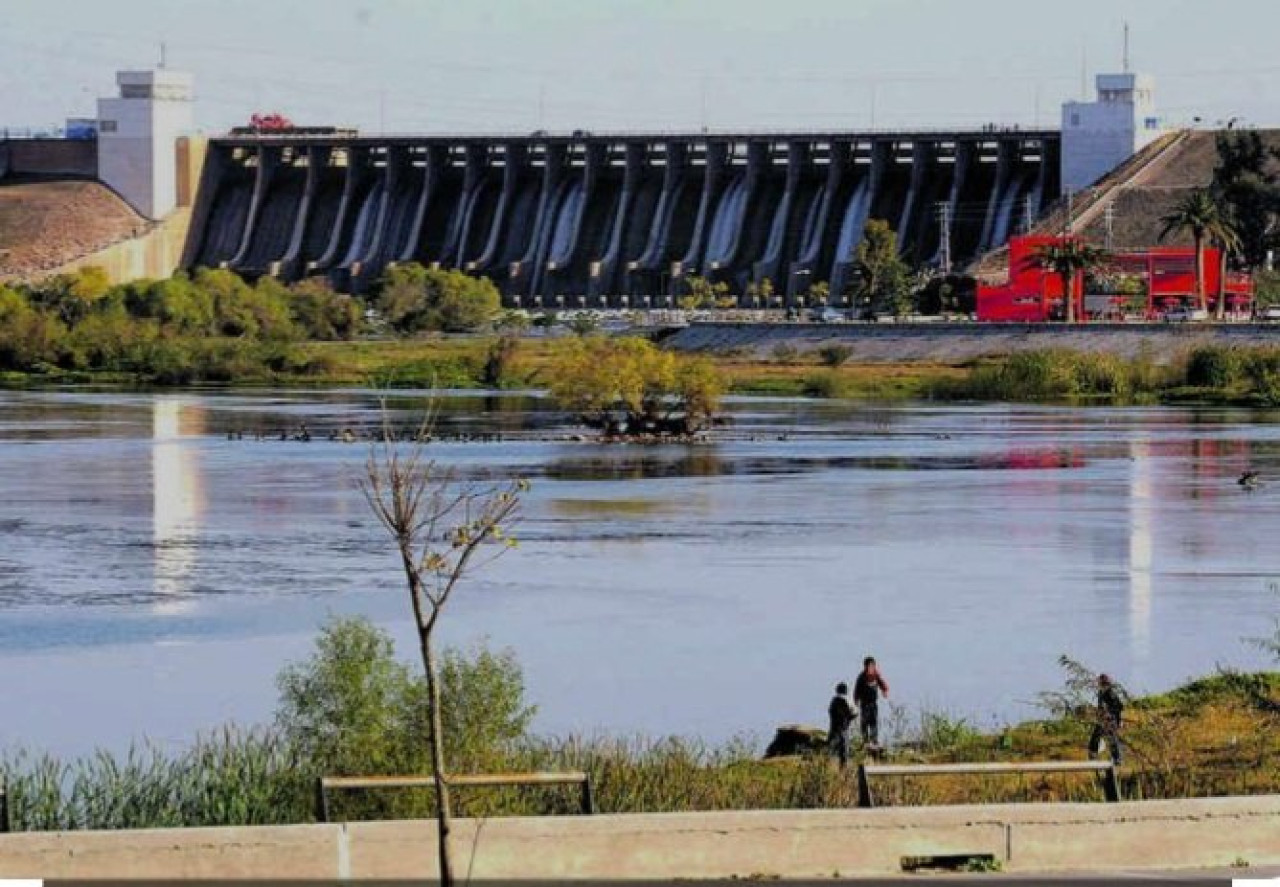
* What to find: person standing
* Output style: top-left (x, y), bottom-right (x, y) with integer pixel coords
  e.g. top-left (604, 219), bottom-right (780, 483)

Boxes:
top-left (854, 657), bottom-right (890, 752)
top-left (1088, 674), bottom-right (1125, 766)
top-left (827, 682), bottom-right (856, 768)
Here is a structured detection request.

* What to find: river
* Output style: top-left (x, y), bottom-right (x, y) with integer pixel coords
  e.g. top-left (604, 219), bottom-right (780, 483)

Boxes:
top-left (0, 388), bottom-right (1276, 758)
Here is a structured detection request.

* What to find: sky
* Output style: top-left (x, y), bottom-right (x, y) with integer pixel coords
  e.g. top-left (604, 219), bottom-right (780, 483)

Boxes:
top-left (1, 0), bottom-right (1278, 136)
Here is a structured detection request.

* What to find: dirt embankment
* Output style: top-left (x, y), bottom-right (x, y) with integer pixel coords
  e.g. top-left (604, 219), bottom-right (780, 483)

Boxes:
top-left (663, 321), bottom-right (1280, 364)
top-left (0, 180), bottom-right (149, 281)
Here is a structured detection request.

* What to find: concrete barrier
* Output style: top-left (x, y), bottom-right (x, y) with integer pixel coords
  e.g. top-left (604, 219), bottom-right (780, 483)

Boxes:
top-left (0, 796), bottom-right (1276, 879)
top-left (0, 822), bottom-right (340, 879)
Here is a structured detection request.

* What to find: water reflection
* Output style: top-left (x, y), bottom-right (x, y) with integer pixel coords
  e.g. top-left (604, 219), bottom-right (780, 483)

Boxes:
top-left (1128, 438), bottom-right (1154, 657)
top-left (152, 399), bottom-right (205, 613)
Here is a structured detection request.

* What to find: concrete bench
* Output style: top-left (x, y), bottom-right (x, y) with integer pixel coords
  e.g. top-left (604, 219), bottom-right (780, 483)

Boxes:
top-left (316, 771), bottom-right (595, 821)
top-left (856, 760), bottom-right (1120, 808)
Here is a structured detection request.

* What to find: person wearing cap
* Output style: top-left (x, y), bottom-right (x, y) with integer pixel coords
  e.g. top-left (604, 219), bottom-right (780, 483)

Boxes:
top-left (1088, 674), bottom-right (1125, 766)
top-left (827, 682), bottom-right (857, 768)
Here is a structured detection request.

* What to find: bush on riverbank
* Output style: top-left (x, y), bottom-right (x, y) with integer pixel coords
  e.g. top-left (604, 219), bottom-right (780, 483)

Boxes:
top-left (0, 268), bottom-right (361, 384)
top-left (939, 349), bottom-right (1164, 401)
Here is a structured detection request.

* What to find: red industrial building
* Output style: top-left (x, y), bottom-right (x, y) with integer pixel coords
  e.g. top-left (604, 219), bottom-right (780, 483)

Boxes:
top-left (977, 236), bottom-right (1254, 322)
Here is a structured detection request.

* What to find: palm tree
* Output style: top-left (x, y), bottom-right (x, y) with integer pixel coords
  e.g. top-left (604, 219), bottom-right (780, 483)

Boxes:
top-left (1160, 190), bottom-right (1235, 315)
top-left (1212, 215), bottom-right (1242, 320)
top-left (1032, 239), bottom-right (1110, 323)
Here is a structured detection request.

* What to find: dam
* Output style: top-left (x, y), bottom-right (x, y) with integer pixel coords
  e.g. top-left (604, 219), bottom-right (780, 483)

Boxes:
top-left (184, 129), bottom-right (1060, 304)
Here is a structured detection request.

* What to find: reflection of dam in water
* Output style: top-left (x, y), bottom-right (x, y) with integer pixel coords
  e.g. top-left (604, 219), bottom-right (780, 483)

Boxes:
top-left (152, 398), bottom-right (204, 613)
top-left (186, 130), bottom-right (1059, 303)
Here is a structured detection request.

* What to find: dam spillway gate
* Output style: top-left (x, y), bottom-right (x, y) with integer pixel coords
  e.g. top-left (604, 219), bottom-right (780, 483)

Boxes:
top-left (185, 130), bottom-right (1059, 306)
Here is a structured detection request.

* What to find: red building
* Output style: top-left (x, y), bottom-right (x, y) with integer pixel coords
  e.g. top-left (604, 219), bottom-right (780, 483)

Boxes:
top-left (977, 236), bottom-right (1254, 322)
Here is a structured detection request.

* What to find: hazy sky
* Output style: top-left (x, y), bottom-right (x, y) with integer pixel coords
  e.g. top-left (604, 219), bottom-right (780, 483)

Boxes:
top-left (2, 0), bottom-right (1277, 135)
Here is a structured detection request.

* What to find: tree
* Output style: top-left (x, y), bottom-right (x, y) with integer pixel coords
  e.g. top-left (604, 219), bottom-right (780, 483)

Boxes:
top-left (1213, 131), bottom-right (1280, 268)
top-left (679, 275), bottom-right (729, 311)
top-left (28, 266), bottom-right (112, 325)
top-left (276, 616), bottom-right (536, 777)
top-left (361, 412), bottom-right (525, 887)
top-left (288, 278), bottom-right (363, 340)
top-left (1212, 219), bottom-right (1243, 320)
top-left (806, 280), bottom-right (830, 307)
top-left (548, 336), bottom-right (724, 436)
top-left (1159, 190), bottom-right (1235, 314)
top-left (849, 220), bottom-right (912, 318)
top-left (1031, 239), bottom-right (1110, 323)
top-left (377, 265), bottom-right (501, 333)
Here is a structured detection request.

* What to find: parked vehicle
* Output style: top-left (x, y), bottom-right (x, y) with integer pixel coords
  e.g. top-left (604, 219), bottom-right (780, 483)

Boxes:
top-left (809, 307), bottom-right (844, 323)
top-left (1164, 306), bottom-right (1208, 322)
top-left (1258, 305), bottom-right (1280, 322)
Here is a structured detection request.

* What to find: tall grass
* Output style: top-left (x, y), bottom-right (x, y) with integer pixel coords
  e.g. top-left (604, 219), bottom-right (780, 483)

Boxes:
top-left (4, 675), bottom-right (1275, 830)
top-left (943, 349), bottom-right (1165, 402)
top-left (1, 727), bottom-right (309, 830)
top-left (934, 345), bottom-right (1280, 405)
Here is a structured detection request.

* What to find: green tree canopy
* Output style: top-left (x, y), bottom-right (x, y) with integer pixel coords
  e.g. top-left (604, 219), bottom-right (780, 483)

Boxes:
top-left (1213, 131), bottom-right (1280, 268)
top-left (288, 278), bottom-right (363, 340)
top-left (548, 336), bottom-right (724, 436)
top-left (274, 616), bottom-right (535, 775)
top-left (849, 220), bottom-right (913, 317)
top-left (679, 275), bottom-right (730, 311)
top-left (1159, 190), bottom-right (1237, 313)
top-left (377, 265), bottom-right (501, 333)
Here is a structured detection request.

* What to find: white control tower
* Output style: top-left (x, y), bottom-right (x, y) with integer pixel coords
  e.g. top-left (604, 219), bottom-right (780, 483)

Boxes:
top-left (1061, 72), bottom-right (1167, 193)
top-left (96, 68), bottom-right (194, 220)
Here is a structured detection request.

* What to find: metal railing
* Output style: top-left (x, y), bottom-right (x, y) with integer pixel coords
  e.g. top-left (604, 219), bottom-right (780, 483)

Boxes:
top-left (856, 760), bottom-right (1121, 808)
top-left (315, 771), bottom-right (595, 822)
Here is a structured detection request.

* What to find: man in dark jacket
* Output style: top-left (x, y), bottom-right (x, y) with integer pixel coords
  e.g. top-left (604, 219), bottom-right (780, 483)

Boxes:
top-left (1088, 673), bottom-right (1125, 765)
top-left (827, 682), bottom-right (856, 767)
top-left (854, 656), bottom-right (890, 751)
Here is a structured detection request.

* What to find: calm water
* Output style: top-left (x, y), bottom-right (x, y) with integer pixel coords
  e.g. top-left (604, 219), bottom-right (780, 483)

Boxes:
top-left (0, 388), bottom-right (1276, 758)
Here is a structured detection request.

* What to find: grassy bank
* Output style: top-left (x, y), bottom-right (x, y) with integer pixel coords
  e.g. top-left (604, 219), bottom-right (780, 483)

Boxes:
top-left (11, 333), bottom-right (1280, 409)
top-left (3, 671), bottom-right (1276, 830)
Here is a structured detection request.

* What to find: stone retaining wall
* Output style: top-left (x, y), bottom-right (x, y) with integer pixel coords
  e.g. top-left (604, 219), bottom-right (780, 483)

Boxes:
top-left (663, 322), bottom-right (1280, 364)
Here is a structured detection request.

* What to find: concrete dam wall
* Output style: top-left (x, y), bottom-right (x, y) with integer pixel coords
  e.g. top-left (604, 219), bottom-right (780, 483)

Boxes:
top-left (185, 130), bottom-right (1059, 303)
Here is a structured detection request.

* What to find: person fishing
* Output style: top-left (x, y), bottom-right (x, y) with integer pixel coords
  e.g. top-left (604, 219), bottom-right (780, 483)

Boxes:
top-left (827, 682), bottom-right (857, 768)
top-left (854, 656), bottom-right (889, 753)
top-left (1088, 673), bottom-right (1125, 766)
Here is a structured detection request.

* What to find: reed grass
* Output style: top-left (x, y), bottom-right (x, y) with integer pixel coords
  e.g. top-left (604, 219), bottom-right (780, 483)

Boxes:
top-left (3, 674), bottom-right (1275, 830)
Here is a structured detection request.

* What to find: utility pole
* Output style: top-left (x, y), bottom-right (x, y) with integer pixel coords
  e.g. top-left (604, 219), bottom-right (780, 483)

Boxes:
top-left (1123, 22), bottom-right (1131, 74)
top-left (700, 74), bottom-right (709, 133)
top-left (1104, 202), bottom-right (1115, 250)
top-left (1064, 188), bottom-right (1075, 236)
top-left (937, 201), bottom-right (952, 275)
top-left (1022, 194), bottom-right (1035, 235)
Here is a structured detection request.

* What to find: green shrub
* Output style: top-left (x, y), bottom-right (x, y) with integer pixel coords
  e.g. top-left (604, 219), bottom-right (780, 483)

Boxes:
top-left (771, 342), bottom-right (798, 364)
top-left (801, 371), bottom-right (848, 399)
top-left (1186, 346), bottom-right (1243, 388)
top-left (482, 335), bottom-right (521, 388)
top-left (377, 264), bottom-right (500, 333)
top-left (817, 344), bottom-right (854, 367)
